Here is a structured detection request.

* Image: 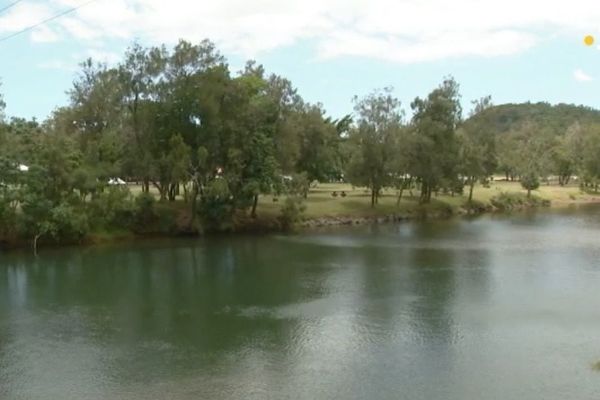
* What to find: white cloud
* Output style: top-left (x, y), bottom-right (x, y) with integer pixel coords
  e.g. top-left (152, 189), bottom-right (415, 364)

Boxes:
top-left (37, 59), bottom-right (78, 71)
top-left (574, 68), bottom-right (594, 82)
top-left (2, 0), bottom-right (600, 64)
top-left (30, 25), bottom-right (61, 43)
top-left (83, 49), bottom-right (121, 64)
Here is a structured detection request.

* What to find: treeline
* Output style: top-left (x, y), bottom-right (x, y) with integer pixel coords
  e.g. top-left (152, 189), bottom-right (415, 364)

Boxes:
top-left (2, 39), bottom-right (600, 249)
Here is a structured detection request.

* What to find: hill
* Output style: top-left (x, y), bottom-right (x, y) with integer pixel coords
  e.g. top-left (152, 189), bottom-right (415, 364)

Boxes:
top-left (468, 102), bottom-right (600, 135)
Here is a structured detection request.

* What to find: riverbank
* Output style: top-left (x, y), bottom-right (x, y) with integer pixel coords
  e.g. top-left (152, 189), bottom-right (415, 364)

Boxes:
top-left (2, 181), bottom-right (599, 252)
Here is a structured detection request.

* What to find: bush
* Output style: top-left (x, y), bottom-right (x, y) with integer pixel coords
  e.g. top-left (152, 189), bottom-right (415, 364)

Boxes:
top-left (520, 172), bottom-right (540, 195)
top-left (132, 192), bottom-right (158, 231)
top-left (199, 179), bottom-right (234, 232)
top-left (89, 187), bottom-right (136, 229)
top-left (50, 202), bottom-right (90, 242)
top-left (279, 196), bottom-right (306, 231)
top-left (490, 192), bottom-right (550, 211)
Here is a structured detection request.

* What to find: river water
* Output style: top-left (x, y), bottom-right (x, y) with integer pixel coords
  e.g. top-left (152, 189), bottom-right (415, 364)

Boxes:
top-left (1, 206), bottom-right (600, 399)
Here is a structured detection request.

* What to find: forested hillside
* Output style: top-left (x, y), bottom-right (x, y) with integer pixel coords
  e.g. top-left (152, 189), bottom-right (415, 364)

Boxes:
top-left (468, 102), bottom-right (600, 136)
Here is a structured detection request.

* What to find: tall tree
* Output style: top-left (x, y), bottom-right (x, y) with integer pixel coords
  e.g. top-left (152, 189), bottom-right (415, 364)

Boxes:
top-left (409, 77), bottom-right (462, 203)
top-left (346, 87), bottom-right (403, 207)
top-left (459, 96), bottom-right (497, 202)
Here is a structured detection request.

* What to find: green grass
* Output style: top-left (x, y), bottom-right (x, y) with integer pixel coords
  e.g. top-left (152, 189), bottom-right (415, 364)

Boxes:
top-left (123, 180), bottom-right (600, 222)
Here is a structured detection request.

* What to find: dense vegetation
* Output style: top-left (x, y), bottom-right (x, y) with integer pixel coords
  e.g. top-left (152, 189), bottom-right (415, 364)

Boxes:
top-left (2, 39), bottom-right (600, 251)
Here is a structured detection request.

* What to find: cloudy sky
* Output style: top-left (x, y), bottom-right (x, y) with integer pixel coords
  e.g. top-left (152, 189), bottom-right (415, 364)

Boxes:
top-left (1, 0), bottom-right (599, 120)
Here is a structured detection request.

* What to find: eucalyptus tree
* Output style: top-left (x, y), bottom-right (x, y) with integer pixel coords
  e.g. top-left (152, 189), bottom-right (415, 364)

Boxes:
top-left (459, 96), bottom-right (497, 201)
top-left (266, 74), bottom-right (304, 173)
top-left (551, 122), bottom-right (581, 186)
top-left (509, 121), bottom-right (554, 197)
top-left (118, 42), bottom-right (168, 192)
top-left (578, 124), bottom-right (600, 191)
top-left (291, 104), bottom-right (341, 183)
top-left (346, 87), bottom-right (404, 207)
top-left (224, 61), bottom-right (280, 217)
top-left (409, 77), bottom-right (462, 203)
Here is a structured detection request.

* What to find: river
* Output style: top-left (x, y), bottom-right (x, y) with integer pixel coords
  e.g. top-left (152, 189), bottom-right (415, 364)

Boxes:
top-left (1, 206), bottom-right (600, 399)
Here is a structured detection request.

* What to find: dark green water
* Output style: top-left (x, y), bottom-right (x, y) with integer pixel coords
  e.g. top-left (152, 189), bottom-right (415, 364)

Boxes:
top-left (2, 207), bottom-right (600, 399)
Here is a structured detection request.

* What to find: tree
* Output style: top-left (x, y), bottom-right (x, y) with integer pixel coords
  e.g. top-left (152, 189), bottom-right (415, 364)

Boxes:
top-left (409, 77), bottom-right (462, 203)
top-left (510, 121), bottom-right (553, 197)
top-left (551, 122), bottom-right (581, 186)
top-left (579, 124), bottom-right (600, 191)
top-left (346, 87), bottom-right (403, 207)
top-left (294, 104), bottom-right (341, 182)
top-left (520, 171), bottom-right (540, 198)
top-left (459, 96), bottom-right (497, 202)
top-left (17, 135), bottom-right (89, 254)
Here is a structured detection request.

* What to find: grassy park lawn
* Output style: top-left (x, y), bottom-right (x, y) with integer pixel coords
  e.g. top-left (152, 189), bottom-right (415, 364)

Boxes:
top-left (124, 179), bottom-right (599, 223)
top-left (257, 180), bottom-right (599, 220)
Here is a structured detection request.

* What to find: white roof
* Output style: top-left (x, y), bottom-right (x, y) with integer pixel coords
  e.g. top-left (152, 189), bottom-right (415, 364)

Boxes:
top-left (18, 164), bottom-right (29, 172)
top-left (108, 178), bottom-right (126, 185)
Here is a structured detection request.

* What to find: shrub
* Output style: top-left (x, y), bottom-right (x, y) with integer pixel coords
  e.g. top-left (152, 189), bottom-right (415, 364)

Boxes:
top-left (132, 192), bottom-right (158, 231)
top-left (89, 187), bottom-right (136, 229)
top-left (279, 196), bottom-right (306, 231)
top-left (199, 179), bottom-right (234, 232)
top-left (520, 172), bottom-right (540, 196)
top-left (490, 192), bottom-right (550, 211)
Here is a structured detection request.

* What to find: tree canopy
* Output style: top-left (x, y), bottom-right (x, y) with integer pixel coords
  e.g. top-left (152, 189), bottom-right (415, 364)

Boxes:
top-left (2, 39), bottom-right (600, 250)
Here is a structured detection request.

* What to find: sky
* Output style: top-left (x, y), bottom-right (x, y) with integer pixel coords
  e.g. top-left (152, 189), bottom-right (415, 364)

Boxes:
top-left (1, 0), bottom-right (600, 121)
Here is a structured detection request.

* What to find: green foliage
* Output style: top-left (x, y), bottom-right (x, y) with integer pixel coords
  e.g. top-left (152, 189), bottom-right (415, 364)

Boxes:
top-left (18, 194), bottom-right (89, 244)
top-left (89, 186), bottom-right (136, 229)
top-left (408, 77), bottom-right (462, 203)
top-left (346, 87), bottom-right (403, 207)
top-left (279, 196), bottom-right (306, 231)
top-left (520, 172), bottom-right (540, 196)
top-left (470, 102), bottom-right (600, 138)
top-left (133, 192), bottom-right (158, 229)
top-left (286, 172), bottom-right (311, 198)
top-left (6, 38), bottom-right (600, 250)
top-left (490, 192), bottom-right (550, 211)
top-left (199, 179), bottom-right (234, 232)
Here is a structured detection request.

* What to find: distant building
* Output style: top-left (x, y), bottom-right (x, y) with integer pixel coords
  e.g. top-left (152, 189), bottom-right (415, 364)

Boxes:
top-left (108, 178), bottom-right (126, 186)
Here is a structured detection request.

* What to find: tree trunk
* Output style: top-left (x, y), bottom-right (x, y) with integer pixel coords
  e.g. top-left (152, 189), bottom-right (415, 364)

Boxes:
top-left (33, 234), bottom-right (42, 257)
top-left (189, 180), bottom-right (199, 230)
top-left (251, 194), bottom-right (258, 218)
top-left (153, 182), bottom-right (167, 201)
top-left (183, 184), bottom-right (189, 203)
top-left (527, 189), bottom-right (531, 198)
top-left (468, 179), bottom-right (475, 202)
top-left (396, 188), bottom-right (405, 207)
top-left (142, 179), bottom-right (150, 194)
top-left (371, 188), bottom-right (376, 208)
top-left (420, 182), bottom-right (430, 204)
top-left (168, 183), bottom-right (177, 201)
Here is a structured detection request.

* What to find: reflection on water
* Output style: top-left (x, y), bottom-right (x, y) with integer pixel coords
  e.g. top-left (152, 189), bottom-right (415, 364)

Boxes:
top-left (2, 205), bottom-right (600, 399)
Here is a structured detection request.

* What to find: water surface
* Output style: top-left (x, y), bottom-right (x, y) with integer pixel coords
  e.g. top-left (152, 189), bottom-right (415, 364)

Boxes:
top-left (2, 206), bottom-right (600, 399)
